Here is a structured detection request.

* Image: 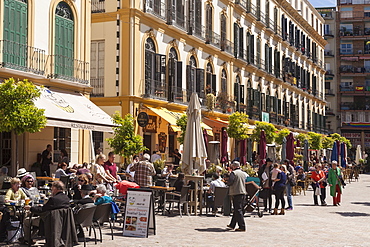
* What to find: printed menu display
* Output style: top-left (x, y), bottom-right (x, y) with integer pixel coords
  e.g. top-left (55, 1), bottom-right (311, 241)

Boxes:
top-left (123, 190), bottom-right (153, 238)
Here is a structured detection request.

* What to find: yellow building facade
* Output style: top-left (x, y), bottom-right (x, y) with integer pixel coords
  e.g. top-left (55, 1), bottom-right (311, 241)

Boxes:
top-left (91, 0), bottom-right (327, 163)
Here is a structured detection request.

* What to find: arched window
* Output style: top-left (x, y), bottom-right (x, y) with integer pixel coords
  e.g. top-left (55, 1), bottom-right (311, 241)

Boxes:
top-left (256, 84), bottom-right (262, 114)
top-left (55, 1), bottom-right (74, 78)
top-left (168, 48), bottom-right (182, 102)
top-left (206, 63), bottom-right (215, 94)
top-left (3, 0), bottom-right (28, 68)
top-left (221, 69), bottom-right (227, 93)
top-left (205, 4), bottom-right (213, 43)
top-left (145, 38), bottom-right (156, 95)
top-left (220, 14), bottom-right (227, 50)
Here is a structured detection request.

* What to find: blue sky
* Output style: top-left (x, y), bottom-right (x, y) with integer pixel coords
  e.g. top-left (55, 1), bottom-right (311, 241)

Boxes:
top-left (309, 0), bottom-right (336, 7)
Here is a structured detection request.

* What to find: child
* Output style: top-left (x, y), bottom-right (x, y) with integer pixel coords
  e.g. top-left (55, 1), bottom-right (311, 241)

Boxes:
top-left (271, 163), bottom-right (281, 187)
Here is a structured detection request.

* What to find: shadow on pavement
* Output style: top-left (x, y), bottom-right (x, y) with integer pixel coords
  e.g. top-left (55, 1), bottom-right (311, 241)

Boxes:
top-left (333, 212), bottom-right (370, 217)
top-left (351, 202), bottom-right (370, 206)
top-left (195, 228), bottom-right (229, 232)
top-left (294, 203), bottom-right (317, 207)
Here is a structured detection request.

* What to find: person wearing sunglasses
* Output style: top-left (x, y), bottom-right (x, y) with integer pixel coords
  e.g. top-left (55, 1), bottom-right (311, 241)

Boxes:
top-left (71, 174), bottom-right (89, 200)
top-left (21, 174), bottom-right (42, 201)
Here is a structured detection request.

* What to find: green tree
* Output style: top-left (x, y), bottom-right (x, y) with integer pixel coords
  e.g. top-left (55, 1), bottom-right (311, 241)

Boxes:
top-left (0, 78), bottom-right (47, 171)
top-left (226, 112), bottom-right (249, 140)
top-left (251, 121), bottom-right (277, 144)
top-left (107, 113), bottom-right (147, 165)
top-left (330, 133), bottom-right (352, 149)
top-left (275, 128), bottom-right (290, 145)
top-left (322, 136), bottom-right (334, 149)
top-left (296, 133), bottom-right (308, 143)
top-left (307, 132), bottom-right (323, 150)
top-left (176, 114), bottom-right (187, 145)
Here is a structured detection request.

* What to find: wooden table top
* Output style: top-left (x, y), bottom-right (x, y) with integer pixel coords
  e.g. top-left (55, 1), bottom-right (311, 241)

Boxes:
top-left (36, 177), bottom-right (60, 181)
top-left (150, 186), bottom-right (175, 191)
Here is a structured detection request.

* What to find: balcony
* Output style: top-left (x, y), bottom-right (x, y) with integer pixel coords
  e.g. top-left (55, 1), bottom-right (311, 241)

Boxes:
top-left (143, 79), bottom-right (168, 100)
top-left (326, 107), bottom-right (335, 116)
top-left (324, 31), bottom-right (335, 38)
top-left (248, 106), bottom-right (261, 121)
top-left (319, 11), bottom-right (334, 19)
top-left (326, 70), bottom-right (334, 76)
top-left (340, 102), bottom-right (370, 111)
top-left (91, 0), bottom-right (105, 13)
top-left (0, 39), bottom-right (45, 75)
top-left (172, 14), bottom-right (187, 31)
top-left (340, 0), bottom-right (370, 4)
top-left (47, 55), bottom-right (89, 84)
top-left (339, 65), bottom-right (370, 74)
top-left (340, 11), bottom-right (370, 19)
top-left (144, 1), bottom-right (167, 21)
top-left (325, 89), bottom-right (335, 96)
top-left (325, 50), bottom-right (335, 57)
top-left (221, 39), bottom-right (234, 56)
top-left (90, 78), bottom-right (104, 97)
top-left (206, 31), bottom-right (220, 48)
top-left (341, 112), bottom-right (370, 123)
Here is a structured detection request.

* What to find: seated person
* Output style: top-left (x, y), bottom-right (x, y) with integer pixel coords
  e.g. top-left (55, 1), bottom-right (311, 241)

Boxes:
top-left (94, 184), bottom-right (113, 205)
top-left (72, 174), bottom-right (90, 200)
top-left (161, 164), bottom-right (174, 180)
top-left (173, 173), bottom-right (185, 193)
top-left (5, 177), bottom-right (26, 203)
top-left (21, 174), bottom-right (42, 201)
top-left (76, 162), bottom-right (90, 175)
top-left (55, 162), bottom-right (68, 178)
top-left (0, 166), bottom-right (11, 189)
top-left (208, 173), bottom-right (226, 194)
top-left (75, 184), bottom-right (94, 206)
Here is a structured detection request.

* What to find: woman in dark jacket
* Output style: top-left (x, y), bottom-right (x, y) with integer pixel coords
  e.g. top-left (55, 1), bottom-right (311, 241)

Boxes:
top-left (272, 164), bottom-right (287, 215)
top-left (174, 173), bottom-right (185, 192)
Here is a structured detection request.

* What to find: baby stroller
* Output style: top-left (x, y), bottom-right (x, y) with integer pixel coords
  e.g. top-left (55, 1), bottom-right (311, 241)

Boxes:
top-left (243, 177), bottom-right (264, 218)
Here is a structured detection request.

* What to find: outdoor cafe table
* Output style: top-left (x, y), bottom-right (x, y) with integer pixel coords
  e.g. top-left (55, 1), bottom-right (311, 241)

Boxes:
top-left (185, 175), bottom-right (204, 216)
top-left (36, 177), bottom-right (59, 181)
top-left (150, 186), bottom-right (175, 214)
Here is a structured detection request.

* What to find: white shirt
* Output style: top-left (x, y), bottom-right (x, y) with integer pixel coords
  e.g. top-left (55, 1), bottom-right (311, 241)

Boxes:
top-left (151, 154), bottom-right (161, 163)
top-left (126, 163), bottom-right (135, 181)
top-left (209, 178), bottom-right (226, 193)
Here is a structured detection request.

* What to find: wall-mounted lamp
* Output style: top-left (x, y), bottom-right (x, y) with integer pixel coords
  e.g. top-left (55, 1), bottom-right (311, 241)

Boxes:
top-left (158, 117), bottom-right (162, 128)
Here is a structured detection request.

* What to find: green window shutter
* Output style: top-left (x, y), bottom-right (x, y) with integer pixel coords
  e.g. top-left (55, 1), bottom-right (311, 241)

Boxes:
top-left (55, 15), bottom-right (74, 78)
top-left (3, 0), bottom-right (27, 69)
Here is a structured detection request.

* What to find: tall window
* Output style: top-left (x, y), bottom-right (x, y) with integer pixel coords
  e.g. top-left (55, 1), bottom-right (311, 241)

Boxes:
top-left (205, 63), bottom-right (216, 95)
top-left (266, 88), bottom-right (271, 112)
top-left (145, 38), bottom-right (156, 95)
top-left (188, 0), bottom-right (202, 36)
top-left (274, 7), bottom-right (278, 33)
top-left (90, 40), bottom-right (105, 97)
top-left (246, 33), bottom-right (254, 64)
top-left (53, 127), bottom-right (71, 163)
top-left (265, 1), bottom-right (270, 27)
top-left (256, 38), bottom-right (261, 68)
top-left (168, 48), bottom-right (182, 101)
top-left (186, 56), bottom-right (204, 100)
top-left (256, 0), bottom-right (261, 20)
top-left (55, 1), bottom-right (74, 78)
top-left (265, 44), bottom-right (272, 73)
top-left (220, 14), bottom-right (227, 50)
top-left (3, 0), bottom-right (28, 69)
top-left (221, 69), bottom-right (227, 93)
top-left (234, 23), bottom-right (244, 59)
top-left (234, 75), bottom-right (244, 112)
top-left (205, 4), bottom-right (213, 43)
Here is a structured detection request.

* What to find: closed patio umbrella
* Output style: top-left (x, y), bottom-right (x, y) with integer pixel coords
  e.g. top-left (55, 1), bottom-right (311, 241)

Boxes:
top-left (355, 145), bottom-right (362, 165)
top-left (340, 142), bottom-right (347, 168)
top-left (203, 129), bottom-right (209, 155)
top-left (259, 130), bottom-right (266, 166)
top-left (181, 93), bottom-right (208, 175)
top-left (303, 139), bottom-right (309, 171)
top-left (267, 144), bottom-right (276, 163)
top-left (286, 132), bottom-right (295, 162)
top-left (240, 139), bottom-right (246, 165)
top-left (331, 141), bottom-right (338, 162)
top-left (281, 137), bottom-right (287, 162)
top-left (220, 127), bottom-right (229, 165)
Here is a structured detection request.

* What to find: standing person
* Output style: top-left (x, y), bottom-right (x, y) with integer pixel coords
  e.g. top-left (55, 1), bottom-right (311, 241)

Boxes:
top-left (58, 149), bottom-right (69, 165)
top-left (173, 149), bottom-right (181, 167)
top-left (258, 158), bottom-right (273, 213)
top-left (227, 161), bottom-right (247, 232)
top-left (41, 144), bottom-right (53, 176)
top-left (272, 164), bottom-right (287, 215)
top-left (130, 153), bottom-right (156, 188)
top-left (0, 166), bottom-right (10, 189)
top-left (311, 164), bottom-right (327, 206)
top-left (328, 161), bottom-right (343, 206)
top-left (104, 152), bottom-right (119, 181)
top-left (284, 159), bottom-right (296, 210)
top-left (126, 155), bottom-right (139, 182)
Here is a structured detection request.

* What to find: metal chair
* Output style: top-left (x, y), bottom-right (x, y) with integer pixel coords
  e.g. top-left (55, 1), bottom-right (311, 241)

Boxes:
top-left (206, 187), bottom-right (229, 215)
top-left (74, 205), bottom-right (97, 247)
top-left (164, 185), bottom-right (190, 217)
top-left (92, 203), bottom-right (113, 242)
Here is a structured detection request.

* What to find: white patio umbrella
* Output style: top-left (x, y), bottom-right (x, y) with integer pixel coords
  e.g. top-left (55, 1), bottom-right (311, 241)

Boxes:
top-left (182, 93), bottom-right (208, 175)
top-left (355, 145), bottom-right (362, 165)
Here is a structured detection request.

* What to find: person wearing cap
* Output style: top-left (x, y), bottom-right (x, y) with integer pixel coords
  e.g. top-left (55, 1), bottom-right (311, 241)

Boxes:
top-left (258, 158), bottom-right (273, 213)
top-left (16, 168), bottom-right (29, 180)
top-left (328, 161), bottom-right (343, 206)
top-left (130, 153), bottom-right (156, 188)
top-left (226, 161), bottom-right (247, 232)
top-left (75, 184), bottom-right (94, 206)
top-left (21, 174), bottom-right (42, 201)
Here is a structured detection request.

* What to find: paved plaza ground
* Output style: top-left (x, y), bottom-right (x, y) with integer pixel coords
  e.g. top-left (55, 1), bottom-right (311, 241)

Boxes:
top-left (3, 174), bottom-right (370, 247)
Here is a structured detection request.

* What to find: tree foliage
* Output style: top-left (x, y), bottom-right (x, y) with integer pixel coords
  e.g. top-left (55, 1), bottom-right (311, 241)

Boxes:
top-left (0, 78), bottom-right (46, 135)
top-left (251, 121), bottom-right (277, 144)
top-left (296, 133), bottom-right (308, 143)
top-left (176, 114), bottom-right (187, 145)
top-left (107, 113), bottom-right (147, 160)
top-left (330, 133), bottom-right (352, 149)
top-left (275, 128), bottom-right (290, 145)
top-left (307, 132), bottom-right (322, 150)
top-left (226, 112), bottom-right (249, 140)
top-left (322, 136), bottom-right (334, 149)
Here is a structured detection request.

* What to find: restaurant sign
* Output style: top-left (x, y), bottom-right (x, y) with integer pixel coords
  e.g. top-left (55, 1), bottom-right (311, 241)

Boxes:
top-left (137, 112), bottom-right (149, 127)
top-left (262, 112), bottom-right (270, 123)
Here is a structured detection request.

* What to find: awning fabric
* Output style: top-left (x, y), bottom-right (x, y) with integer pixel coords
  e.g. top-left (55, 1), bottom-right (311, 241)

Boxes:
top-left (34, 88), bottom-right (114, 132)
top-left (203, 117), bottom-right (229, 129)
top-left (146, 106), bottom-right (213, 136)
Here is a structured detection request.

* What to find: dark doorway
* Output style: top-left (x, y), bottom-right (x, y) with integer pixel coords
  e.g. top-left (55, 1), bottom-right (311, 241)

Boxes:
top-left (144, 134), bottom-right (152, 154)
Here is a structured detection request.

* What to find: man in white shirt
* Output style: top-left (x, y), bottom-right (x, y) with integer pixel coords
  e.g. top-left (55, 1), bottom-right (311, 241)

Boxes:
top-left (126, 155), bottom-right (139, 182)
top-left (150, 151), bottom-right (161, 163)
top-left (209, 173), bottom-right (226, 194)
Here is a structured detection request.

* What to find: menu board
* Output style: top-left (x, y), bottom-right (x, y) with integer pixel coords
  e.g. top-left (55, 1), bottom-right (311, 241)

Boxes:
top-left (123, 189), bottom-right (154, 238)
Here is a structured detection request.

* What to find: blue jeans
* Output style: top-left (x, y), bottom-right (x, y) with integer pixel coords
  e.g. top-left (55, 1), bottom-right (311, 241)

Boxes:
top-left (286, 183), bottom-right (293, 208)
